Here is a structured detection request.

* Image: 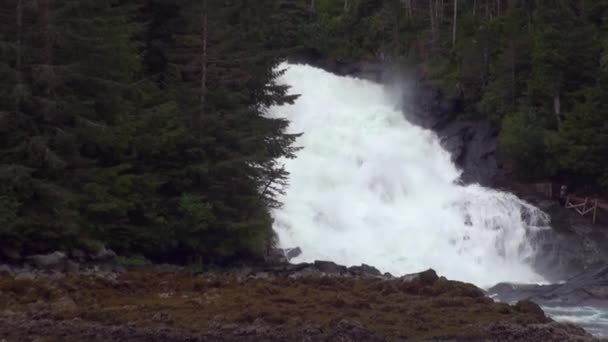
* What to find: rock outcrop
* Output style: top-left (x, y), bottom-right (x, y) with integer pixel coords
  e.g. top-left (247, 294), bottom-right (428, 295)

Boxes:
top-left (28, 251), bottom-right (68, 270)
top-left (489, 264), bottom-right (608, 309)
top-left (0, 264), bottom-right (598, 341)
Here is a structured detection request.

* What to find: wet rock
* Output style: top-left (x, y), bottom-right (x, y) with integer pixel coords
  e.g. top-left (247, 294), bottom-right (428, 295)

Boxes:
top-left (313, 260), bottom-right (347, 274)
top-left (438, 120), bottom-right (500, 186)
top-left (284, 247), bottom-right (302, 260)
top-left (28, 251), bottom-right (67, 270)
top-left (93, 248), bottom-right (117, 262)
top-left (400, 269), bottom-right (439, 285)
top-left (348, 264), bottom-right (382, 277)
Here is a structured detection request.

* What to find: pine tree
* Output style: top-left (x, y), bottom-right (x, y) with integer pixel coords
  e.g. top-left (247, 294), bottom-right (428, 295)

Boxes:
top-left (0, 0), bottom-right (145, 254)
top-left (117, 0), bottom-right (302, 262)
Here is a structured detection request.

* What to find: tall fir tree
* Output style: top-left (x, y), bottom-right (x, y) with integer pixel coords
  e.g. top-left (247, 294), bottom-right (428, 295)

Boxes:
top-left (0, 0), bottom-right (144, 253)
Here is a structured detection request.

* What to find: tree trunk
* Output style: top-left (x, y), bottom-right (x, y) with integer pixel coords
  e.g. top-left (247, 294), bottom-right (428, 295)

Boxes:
top-left (452, 0), bottom-right (457, 48)
top-left (554, 94), bottom-right (562, 130)
top-left (510, 45), bottom-right (515, 105)
top-left (344, 0), bottom-right (348, 12)
top-left (435, 0), bottom-right (440, 27)
top-left (429, 0), bottom-right (435, 41)
top-left (200, 0), bottom-right (208, 138)
top-left (486, 0), bottom-right (490, 20)
top-left (42, 0), bottom-right (52, 117)
top-left (15, 0), bottom-right (23, 115)
top-left (310, 0), bottom-right (315, 13)
top-left (394, 2), bottom-right (400, 56)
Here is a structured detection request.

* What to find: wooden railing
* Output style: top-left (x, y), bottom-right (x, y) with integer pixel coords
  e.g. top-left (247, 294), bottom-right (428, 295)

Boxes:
top-left (565, 196), bottom-right (599, 224)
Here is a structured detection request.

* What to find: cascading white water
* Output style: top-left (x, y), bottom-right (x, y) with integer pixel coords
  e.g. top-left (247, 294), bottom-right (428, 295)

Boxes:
top-left (267, 63), bottom-right (550, 287)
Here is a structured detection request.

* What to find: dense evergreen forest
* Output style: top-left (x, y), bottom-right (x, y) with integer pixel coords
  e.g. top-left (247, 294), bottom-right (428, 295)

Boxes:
top-left (1, 0), bottom-right (607, 262)
top-left (0, 0), bottom-right (300, 262)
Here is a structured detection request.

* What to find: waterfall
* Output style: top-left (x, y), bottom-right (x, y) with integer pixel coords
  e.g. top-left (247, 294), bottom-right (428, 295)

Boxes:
top-left (267, 63), bottom-right (550, 286)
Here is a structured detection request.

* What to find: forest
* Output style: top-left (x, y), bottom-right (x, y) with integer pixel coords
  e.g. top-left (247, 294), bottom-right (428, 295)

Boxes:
top-left (1, 0), bottom-right (607, 262)
top-left (297, 0), bottom-right (608, 189)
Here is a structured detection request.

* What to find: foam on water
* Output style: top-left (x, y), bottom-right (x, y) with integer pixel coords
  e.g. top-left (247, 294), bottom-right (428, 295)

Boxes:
top-left (267, 64), bottom-right (550, 287)
top-left (544, 306), bottom-right (608, 337)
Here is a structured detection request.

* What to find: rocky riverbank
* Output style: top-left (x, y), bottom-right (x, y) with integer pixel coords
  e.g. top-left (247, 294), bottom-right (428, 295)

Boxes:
top-left (0, 261), bottom-right (599, 341)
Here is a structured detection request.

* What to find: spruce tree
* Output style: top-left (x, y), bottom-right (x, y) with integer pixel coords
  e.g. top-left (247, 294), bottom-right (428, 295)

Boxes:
top-left (0, 0), bottom-right (145, 254)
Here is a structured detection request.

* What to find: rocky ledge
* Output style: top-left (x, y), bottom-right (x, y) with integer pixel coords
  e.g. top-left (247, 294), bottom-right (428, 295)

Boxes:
top-left (0, 261), bottom-right (598, 341)
top-left (489, 264), bottom-right (608, 309)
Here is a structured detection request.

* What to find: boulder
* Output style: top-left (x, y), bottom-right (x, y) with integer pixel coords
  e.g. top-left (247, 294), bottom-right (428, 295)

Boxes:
top-left (92, 248), bottom-right (117, 262)
top-left (348, 264), bottom-right (382, 277)
top-left (28, 251), bottom-right (67, 270)
top-left (438, 120), bottom-right (500, 186)
top-left (284, 247), bottom-right (302, 261)
top-left (400, 269), bottom-right (439, 285)
top-left (313, 260), bottom-right (347, 274)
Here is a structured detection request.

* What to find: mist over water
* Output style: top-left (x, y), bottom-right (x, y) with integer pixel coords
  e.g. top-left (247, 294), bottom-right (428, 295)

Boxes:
top-left (268, 63), bottom-right (550, 287)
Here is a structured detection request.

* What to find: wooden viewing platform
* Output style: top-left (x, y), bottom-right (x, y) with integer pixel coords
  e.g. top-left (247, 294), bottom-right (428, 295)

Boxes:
top-left (564, 195), bottom-right (608, 224)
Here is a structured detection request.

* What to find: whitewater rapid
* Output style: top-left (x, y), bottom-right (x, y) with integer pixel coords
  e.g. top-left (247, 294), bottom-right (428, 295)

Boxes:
top-left (267, 64), bottom-right (550, 287)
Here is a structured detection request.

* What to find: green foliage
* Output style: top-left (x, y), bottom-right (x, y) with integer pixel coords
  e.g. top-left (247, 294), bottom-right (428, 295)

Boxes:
top-left (557, 84), bottom-right (608, 190)
top-left (498, 110), bottom-right (555, 180)
top-left (0, 1), bottom-right (299, 262)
